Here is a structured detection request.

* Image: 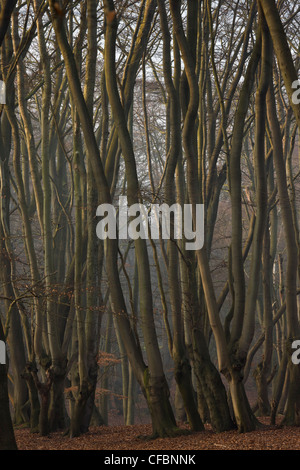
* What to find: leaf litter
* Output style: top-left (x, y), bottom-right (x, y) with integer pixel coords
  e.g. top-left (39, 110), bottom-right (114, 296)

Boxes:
top-left (14, 417), bottom-right (300, 450)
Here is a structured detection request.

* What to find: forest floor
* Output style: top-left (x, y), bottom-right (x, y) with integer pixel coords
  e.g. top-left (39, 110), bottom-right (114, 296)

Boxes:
top-left (14, 416), bottom-right (300, 450)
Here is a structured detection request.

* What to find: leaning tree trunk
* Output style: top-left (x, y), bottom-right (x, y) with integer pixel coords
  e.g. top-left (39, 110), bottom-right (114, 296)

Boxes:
top-left (253, 221), bottom-right (273, 416)
top-left (233, 5), bottom-right (271, 431)
top-left (157, 0), bottom-right (203, 432)
top-left (103, 0), bottom-right (180, 437)
top-left (49, 0), bottom-right (179, 437)
top-left (267, 70), bottom-right (300, 426)
top-left (258, 0), bottom-right (300, 129)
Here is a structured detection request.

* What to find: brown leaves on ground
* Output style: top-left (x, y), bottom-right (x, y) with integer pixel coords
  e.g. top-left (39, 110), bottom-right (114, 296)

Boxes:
top-left (14, 417), bottom-right (300, 450)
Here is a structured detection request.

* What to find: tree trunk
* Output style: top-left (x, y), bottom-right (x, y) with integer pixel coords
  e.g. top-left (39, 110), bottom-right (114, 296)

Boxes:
top-left (48, 368), bottom-right (67, 431)
top-left (21, 364), bottom-right (40, 433)
top-left (103, 0), bottom-right (179, 436)
top-left (0, 320), bottom-right (17, 449)
top-left (267, 65), bottom-right (300, 426)
top-left (229, 372), bottom-right (260, 433)
top-left (258, 0), bottom-right (300, 128)
top-left (143, 369), bottom-right (179, 438)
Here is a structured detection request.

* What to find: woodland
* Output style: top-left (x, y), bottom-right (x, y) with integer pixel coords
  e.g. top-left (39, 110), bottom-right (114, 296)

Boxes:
top-left (0, 0), bottom-right (300, 451)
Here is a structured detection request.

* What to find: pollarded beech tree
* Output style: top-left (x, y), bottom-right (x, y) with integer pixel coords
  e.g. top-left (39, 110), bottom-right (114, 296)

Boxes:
top-left (0, 0), bottom-right (300, 446)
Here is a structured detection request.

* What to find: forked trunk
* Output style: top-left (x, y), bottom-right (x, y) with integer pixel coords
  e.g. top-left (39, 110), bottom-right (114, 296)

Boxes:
top-left (194, 359), bottom-right (234, 432)
top-left (192, 328), bottom-right (234, 432)
top-left (229, 372), bottom-right (260, 432)
top-left (253, 363), bottom-right (271, 416)
top-left (174, 358), bottom-right (204, 431)
top-left (143, 369), bottom-right (179, 438)
top-left (70, 380), bottom-right (93, 437)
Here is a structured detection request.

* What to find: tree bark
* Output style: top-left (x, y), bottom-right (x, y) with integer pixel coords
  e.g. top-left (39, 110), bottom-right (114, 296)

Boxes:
top-left (0, 319), bottom-right (17, 449)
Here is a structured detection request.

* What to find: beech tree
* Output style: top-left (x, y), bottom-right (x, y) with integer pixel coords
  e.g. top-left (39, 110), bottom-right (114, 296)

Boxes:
top-left (0, 0), bottom-right (18, 451)
top-left (0, 0), bottom-right (299, 447)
